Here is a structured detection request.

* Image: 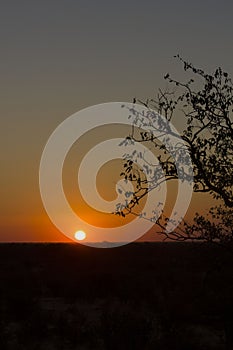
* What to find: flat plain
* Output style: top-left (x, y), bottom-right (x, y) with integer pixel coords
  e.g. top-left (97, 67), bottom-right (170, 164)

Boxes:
top-left (0, 242), bottom-right (233, 349)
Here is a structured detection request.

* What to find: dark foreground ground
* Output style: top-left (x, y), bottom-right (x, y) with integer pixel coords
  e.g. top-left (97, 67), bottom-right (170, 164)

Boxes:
top-left (0, 242), bottom-right (233, 350)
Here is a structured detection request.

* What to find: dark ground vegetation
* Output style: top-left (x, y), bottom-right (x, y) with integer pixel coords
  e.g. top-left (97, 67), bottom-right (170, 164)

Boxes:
top-left (0, 242), bottom-right (233, 349)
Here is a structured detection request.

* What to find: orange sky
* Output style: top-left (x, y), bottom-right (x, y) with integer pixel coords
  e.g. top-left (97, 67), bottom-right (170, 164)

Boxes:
top-left (1, 1), bottom-right (232, 242)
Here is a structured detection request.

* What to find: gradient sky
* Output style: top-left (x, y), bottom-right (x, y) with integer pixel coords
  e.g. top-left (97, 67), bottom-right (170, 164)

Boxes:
top-left (1, 0), bottom-right (233, 242)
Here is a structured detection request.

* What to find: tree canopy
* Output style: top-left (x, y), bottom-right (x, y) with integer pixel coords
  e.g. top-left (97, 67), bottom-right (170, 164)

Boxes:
top-left (116, 56), bottom-right (233, 244)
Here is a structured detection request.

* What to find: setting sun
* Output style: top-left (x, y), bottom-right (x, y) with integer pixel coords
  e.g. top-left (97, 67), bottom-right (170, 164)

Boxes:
top-left (74, 230), bottom-right (86, 241)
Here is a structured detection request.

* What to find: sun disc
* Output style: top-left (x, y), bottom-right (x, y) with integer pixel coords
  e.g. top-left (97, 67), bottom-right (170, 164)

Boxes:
top-left (74, 230), bottom-right (86, 241)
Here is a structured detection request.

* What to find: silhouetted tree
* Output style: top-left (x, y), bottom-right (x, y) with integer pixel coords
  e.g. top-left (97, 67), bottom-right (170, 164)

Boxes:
top-left (117, 55), bottom-right (233, 245)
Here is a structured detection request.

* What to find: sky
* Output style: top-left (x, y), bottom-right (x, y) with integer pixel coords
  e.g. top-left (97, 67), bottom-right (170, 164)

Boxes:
top-left (1, 0), bottom-right (233, 242)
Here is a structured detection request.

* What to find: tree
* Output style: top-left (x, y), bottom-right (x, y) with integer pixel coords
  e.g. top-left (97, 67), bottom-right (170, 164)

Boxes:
top-left (116, 55), bottom-right (233, 246)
